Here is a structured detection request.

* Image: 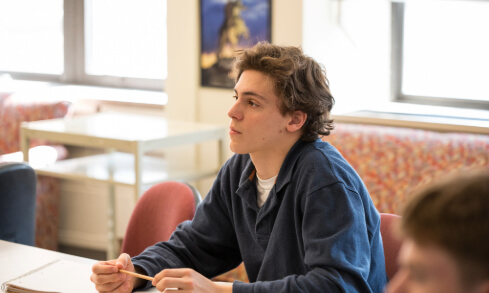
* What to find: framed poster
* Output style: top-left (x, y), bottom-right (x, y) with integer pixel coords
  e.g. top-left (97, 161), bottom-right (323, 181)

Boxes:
top-left (200, 0), bottom-right (271, 88)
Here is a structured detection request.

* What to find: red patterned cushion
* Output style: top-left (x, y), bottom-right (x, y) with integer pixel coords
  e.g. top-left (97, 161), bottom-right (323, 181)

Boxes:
top-left (35, 175), bottom-right (62, 250)
top-left (0, 96), bottom-right (72, 154)
top-left (323, 123), bottom-right (489, 214)
top-left (0, 92), bottom-right (12, 104)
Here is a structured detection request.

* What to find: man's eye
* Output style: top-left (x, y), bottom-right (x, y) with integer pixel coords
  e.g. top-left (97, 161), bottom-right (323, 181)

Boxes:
top-left (248, 100), bottom-right (258, 107)
top-left (232, 95), bottom-right (238, 100)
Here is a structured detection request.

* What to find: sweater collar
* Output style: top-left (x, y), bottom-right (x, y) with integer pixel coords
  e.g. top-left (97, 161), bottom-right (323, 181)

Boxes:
top-left (274, 139), bottom-right (313, 192)
top-left (236, 139), bottom-right (314, 206)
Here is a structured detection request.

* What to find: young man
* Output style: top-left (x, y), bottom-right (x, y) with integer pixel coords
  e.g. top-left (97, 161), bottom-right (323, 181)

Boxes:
top-left (91, 42), bottom-right (387, 292)
top-left (386, 170), bottom-right (489, 293)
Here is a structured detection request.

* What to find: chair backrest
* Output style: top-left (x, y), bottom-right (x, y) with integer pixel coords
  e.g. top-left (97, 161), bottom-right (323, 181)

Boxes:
top-left (0, 162), bottom-right (37, 245)
top-left (380, 213), bottom-right (402, 280)
top-left (120, 181), bottom-right (201, 257)
top-left (185, 183), bottom-right (202, 207)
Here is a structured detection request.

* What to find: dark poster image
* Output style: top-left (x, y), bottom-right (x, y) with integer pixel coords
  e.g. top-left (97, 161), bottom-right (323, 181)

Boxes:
top-left (200, 0), bottom-right (271, 88)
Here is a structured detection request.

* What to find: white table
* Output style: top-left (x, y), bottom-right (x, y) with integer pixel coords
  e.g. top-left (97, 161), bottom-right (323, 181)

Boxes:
top-left (20, 112), bottom-right (227, 259)
top-left (0, 240), bottom-right (158, 292)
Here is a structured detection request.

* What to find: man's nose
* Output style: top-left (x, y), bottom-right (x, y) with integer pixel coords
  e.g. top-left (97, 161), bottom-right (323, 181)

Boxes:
top-left (228, 101), bottom-right (242, 120)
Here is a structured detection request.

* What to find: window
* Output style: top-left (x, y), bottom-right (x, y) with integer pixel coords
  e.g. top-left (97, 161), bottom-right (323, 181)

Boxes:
top-left (391, 0), bottom-right (489, 110)
top-left (0, 0), bottom-right (167, 91)
top-left (0, 0), bottom-right (64, 76)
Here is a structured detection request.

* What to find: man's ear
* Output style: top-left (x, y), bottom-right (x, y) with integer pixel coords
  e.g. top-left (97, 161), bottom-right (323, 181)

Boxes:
top-left (286, 111), bottom-right (307, 133)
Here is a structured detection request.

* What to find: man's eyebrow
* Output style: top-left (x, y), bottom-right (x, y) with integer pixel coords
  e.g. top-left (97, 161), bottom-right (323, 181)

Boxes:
top-left (234, 89), bottom-right (267, 101)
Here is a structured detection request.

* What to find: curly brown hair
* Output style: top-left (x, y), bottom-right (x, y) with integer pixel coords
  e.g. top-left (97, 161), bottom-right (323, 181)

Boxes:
top-left (232, 42), bottom-right (335, 142)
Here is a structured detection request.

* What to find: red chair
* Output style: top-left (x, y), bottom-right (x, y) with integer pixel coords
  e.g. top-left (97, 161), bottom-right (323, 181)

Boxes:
top-left (120, 181), bottom-right (201, 257)
top-left (380, 213), bottom-right (402, 280)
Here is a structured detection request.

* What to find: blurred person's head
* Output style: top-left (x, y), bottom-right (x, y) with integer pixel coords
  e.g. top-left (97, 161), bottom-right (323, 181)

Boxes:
top-left (386, 170), bottom-right (489, 293)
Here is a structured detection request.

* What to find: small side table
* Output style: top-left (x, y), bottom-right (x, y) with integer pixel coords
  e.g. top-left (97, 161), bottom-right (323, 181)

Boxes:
top-left (20, 112), bottom-right (227, 258)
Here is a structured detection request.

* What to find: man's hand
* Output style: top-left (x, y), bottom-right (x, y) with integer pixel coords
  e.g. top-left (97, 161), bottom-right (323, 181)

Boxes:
top-left (152, 268), bottom-right (233, 293)
top-left (90, 253), bottom-right (142, 292)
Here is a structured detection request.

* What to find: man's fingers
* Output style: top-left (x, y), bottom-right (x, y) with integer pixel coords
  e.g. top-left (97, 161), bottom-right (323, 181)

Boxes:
top-left (154, 276), bottom-right (190, 292)
top-left (91, 270), bottom-right (126, 284)
top-left (90, 256), bottom-right (135, 293)
top-left (94, 280), bottom-right (124, 292)
top-left (152, 269), bottom-right (218, 293)
top-left (116, 253), bottom-right (131, 269)
top-left (92, 261), bottom-right (119, 274)
top-left (91, 272), bottom-right (131, 292)
top-left (153, 269), bottom-right (198, 291)
top-left (155, 268), bottom-right (193, 278)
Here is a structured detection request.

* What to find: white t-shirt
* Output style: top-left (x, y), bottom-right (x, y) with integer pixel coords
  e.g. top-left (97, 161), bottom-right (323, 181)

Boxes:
top-left (256, 174), bottom-right (277, 208)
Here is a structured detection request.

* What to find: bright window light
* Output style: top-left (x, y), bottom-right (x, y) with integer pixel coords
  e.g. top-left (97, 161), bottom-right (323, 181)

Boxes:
top-left (0, 0), bottom-right (63, 74)
top-left (402, 0), bottom-right (489, 102)
top-left (84, 0), bottom-right (167, 80)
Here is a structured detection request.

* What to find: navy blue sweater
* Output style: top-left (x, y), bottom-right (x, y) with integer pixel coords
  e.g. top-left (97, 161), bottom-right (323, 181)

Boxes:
top-left (132, 139), bottom-right (387, 292)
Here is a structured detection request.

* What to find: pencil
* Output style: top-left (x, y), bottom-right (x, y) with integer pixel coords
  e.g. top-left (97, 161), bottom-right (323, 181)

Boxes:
top-left (119, 269), bottom-right (154, 281)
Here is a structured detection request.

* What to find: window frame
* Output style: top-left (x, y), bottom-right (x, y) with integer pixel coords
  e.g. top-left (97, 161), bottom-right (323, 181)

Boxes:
top-left (390, 1), bottom-right (489, 110)
top-left (1, 0), bottom-right (165, 92)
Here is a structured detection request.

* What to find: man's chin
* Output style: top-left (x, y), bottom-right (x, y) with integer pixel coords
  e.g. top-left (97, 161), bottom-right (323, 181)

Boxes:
top-left (229, 143), bottom-right (248, 155)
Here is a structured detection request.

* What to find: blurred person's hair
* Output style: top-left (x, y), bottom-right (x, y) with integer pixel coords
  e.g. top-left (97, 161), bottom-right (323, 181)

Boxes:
top-left (400, 169), bottom-right (489, 286)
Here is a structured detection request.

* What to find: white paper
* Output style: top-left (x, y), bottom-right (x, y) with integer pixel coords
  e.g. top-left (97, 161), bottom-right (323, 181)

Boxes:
top-left (3, 260), bottom-right (97, 293)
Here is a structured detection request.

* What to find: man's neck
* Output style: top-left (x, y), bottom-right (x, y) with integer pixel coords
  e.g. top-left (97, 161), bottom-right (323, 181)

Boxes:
top-left (250, 138), bottom-right (300, 179)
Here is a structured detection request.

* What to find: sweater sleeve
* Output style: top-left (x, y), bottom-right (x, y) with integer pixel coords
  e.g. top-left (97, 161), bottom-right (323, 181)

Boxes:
top-left (233, 182), bottom-right (381, 293)
top-left (131, 165), bottom-right (243, 285)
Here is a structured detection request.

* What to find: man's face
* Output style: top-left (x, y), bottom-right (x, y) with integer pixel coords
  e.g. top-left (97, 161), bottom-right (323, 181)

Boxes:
top-left (227, 70), bottom-right (294, 156)
top-left (386, 239), bottom-right (469, 293)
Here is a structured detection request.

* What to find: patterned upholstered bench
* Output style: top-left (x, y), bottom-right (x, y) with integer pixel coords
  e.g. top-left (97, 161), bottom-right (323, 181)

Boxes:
top-left (323, 123), bottom-right (489, 214)
top-left (0, 93), bottom-right (73, 250)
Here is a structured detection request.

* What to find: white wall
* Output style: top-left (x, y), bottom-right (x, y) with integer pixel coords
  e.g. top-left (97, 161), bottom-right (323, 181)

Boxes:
top-left (165, 0), bottom-right (303, 197)
top-left (59, 0), bottom-right (304, 251)
top-left (166, 0), bottom-right (303, 123)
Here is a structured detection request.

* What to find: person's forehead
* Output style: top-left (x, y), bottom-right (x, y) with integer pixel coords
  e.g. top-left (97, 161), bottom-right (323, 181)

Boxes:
top-left (401, 239), bottom-right (461, 276)
top-left (235, 70), bottom-right (277, 99)
top-left (236, 70), bottom-right (273, 86)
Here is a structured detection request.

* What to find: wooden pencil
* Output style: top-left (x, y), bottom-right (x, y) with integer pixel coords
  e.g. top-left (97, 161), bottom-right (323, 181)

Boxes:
top-left (119, 269), bottom-right (154, 281)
